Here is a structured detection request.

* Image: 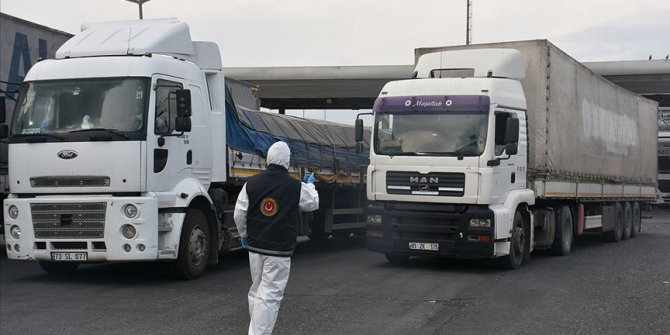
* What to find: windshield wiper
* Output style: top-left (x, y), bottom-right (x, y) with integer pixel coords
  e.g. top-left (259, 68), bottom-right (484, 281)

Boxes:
top-left (382, 151), bottom-right (417, 156)
top-left (415, 152), bottom-right (462, 156)
top-left (12, 133), bottom-right (65, 142)
top-left (68, 128), bottom-right (130, 140)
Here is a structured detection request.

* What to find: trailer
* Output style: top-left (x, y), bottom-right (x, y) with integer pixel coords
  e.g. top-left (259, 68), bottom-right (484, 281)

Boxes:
top-left (357, 40), bottom-right (657, 268)
top-left (1, 18), bottom-right (367, 278)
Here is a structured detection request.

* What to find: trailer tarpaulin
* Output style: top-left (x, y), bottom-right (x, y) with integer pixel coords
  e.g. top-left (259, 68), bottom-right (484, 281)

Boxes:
top-left (225, 85), bottom-right (370, 173)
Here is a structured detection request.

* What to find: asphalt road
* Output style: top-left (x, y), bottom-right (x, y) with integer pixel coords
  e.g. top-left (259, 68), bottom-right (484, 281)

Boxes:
top-left (1, 210), bottom-right (669, 335)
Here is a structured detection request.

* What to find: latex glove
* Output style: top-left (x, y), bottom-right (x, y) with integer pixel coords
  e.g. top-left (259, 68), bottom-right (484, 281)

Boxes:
top-left (303, 172), bottom-right (315, 184)
top-left (241, 235), bottom-right (249, 249)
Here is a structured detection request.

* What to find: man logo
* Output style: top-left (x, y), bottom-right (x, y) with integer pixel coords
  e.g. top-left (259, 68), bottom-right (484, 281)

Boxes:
top-left (57, 150), bottom-right (78, 160)
top-left (409, 176), bottom-right (439, 183)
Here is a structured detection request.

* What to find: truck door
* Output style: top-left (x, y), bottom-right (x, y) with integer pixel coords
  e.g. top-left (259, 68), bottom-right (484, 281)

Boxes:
top-left (490, 110), bottom-right (527, 203)
top-left (148, 78), bottom-right (192, 191)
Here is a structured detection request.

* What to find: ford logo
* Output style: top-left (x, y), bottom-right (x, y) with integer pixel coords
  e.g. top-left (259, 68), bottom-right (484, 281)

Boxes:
top-left (57, 150), bottom-right (78, 160)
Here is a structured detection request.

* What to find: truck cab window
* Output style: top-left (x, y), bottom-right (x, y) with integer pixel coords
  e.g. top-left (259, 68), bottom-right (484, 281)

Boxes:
top-left (155, 80), bottom-right (183, 135)
top-left (494, 112), bottom-right (510, 156)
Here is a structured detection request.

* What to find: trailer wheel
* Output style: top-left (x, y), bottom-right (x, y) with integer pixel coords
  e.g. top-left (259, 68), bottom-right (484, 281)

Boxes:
top-left (603, 202), bottom-right (623, 242)
top-left (630, 202), bottom-right (641, 237)
top-left (500, 210), bottom-right (525, 269)
top-left (39, 261), bottom-right (79, 275)
top-left (385, 254), bottom-right (410, 264)
top-left (622, 202), bottom-right (633, 240)
top-left (550, 205), bottom-right (573, 256)
top-left (170, 209), bottom-right (210, 280)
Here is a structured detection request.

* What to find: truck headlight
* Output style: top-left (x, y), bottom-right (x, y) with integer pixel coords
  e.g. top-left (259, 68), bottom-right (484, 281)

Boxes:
top-left (123, 204), bottom-right (138, 218)
top-left (8, 205), bottom-right (19, 219)
top-left (10, 225), bottom-right (22, 239)
top-left (367, 214), bottom-right (382, 225)
top-left (121, 224), bottom-right (137, 239)
top-left (469, 218), bottom-right (491, 228)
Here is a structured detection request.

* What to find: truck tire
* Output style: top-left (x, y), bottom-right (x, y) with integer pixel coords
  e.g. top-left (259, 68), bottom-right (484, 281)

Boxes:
top-left (385, 254), bottom-right (410, 264)
top-left (170, 209), bottom-right (210, 280)
top-left (499, 210), bottom-right (526, 269)
top-left (550, 205), bottom-right (573, 256)
top-left (603, 202), bottom-right (623, 242)
top-left (39, 261), bottom-right (79, 275)
top-left (630, 202), bottom-right (641, 237)
top-left (622, 202), bottom-right (633, 240)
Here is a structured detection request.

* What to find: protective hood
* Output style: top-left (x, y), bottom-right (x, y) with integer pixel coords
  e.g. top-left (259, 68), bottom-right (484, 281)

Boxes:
top-left (267, 141), bottom-right (291, 169)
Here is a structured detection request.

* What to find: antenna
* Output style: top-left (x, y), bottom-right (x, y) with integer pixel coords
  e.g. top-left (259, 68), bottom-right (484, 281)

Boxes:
top-left (466, 0), bottom-right (473, 45)
top-left (125, 0), bottom-right (152, 19)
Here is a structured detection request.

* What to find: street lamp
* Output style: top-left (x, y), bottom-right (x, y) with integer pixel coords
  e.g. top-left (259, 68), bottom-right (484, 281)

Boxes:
top-left (125, 0), bottom-right (152, 19)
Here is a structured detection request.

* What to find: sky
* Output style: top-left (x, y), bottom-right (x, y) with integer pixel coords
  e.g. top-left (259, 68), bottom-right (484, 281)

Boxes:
top-left (2, 0), bottom-right (669, 124)
top-left (2, 0), bottom-right (669, 66)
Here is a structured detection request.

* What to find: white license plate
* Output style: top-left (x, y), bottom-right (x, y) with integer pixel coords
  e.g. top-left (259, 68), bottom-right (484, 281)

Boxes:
top-left (408, 242), bottom-right (439, 251)
top-left (51, 252), bottom-right (88, 262)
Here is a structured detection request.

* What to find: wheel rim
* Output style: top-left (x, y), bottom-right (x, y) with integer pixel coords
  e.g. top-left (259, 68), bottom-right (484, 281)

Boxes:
top-left (188, 225), bottom-right (208, 268)
top-left (563, 215), bottom-right (572, 249)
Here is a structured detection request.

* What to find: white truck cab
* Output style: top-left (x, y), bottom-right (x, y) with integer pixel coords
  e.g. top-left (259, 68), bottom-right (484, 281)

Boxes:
top-left (3, 19), bottom-right (227, 278)
top-left (357, 42), bottom-right (656, 268)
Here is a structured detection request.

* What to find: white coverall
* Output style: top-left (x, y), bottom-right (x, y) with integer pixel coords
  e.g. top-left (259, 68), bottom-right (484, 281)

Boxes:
top-left (234, 142), bottom-right (319, 335)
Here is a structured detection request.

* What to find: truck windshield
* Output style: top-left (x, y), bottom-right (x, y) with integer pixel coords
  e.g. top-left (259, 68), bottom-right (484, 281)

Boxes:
top-left (374, 112), bottom-right (489, 156)
top-left (10, 78), bottom-right (149, 141)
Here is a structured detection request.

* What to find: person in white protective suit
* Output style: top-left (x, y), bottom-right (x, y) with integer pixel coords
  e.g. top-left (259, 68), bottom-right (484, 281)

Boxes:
top-left (234, 141), bottom-right (319, 335)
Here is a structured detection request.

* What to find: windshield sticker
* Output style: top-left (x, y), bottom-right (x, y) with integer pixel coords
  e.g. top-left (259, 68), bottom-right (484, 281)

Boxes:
top-left (374, 95), bottom-right (490, 114)
top-left (21, 128), bottom-right (42, 134)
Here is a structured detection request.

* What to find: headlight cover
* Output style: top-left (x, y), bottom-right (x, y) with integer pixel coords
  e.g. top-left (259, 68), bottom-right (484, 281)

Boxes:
top-left (10, 225), bottom-right (22, 239)
top-left (8, 205), bottom-right (19, 219)
top-left (121, 224), bottom-right (137, 239)
top-left (469, 218), bottom-right (491, 228)
top-left (123, 204), bottom-right (138, 218)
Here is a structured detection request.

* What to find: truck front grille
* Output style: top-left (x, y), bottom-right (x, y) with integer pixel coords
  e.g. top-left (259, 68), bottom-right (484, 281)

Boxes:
top-left (30, 176), bottom-right (111, 188)
top-left (31, 203), bottom-right (106, 239)
top-left (386, 171), bottom-right (465, 196)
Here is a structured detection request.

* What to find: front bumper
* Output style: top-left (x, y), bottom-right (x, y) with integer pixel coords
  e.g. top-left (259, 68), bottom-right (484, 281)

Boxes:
top-left (366, 201), bottom-right (495, 259)
top-left (3, 195), bottom-right (158, 262)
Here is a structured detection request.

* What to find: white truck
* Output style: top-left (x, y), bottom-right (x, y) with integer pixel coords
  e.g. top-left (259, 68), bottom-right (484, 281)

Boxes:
top-left (1, 18), bottom-right (368, 278)
top-left (356, 40), bottom-right (658, 268)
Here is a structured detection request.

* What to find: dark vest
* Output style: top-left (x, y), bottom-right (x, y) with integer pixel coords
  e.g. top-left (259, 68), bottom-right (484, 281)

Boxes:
top-left (245, 164), bottom-right (301, 256)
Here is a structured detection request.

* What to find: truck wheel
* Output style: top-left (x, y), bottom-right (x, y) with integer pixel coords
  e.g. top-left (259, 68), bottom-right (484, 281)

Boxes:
top-left (622, 202), bottom-right (632, 240)
top-left (385, 254), bottom-right (410, 264)
top-left (630, 202), bottom-right (641, 237)
top-left (603, 203), bottom-right (623, 242)
top-left (500, 210), bottom-right (525, 269)
top-left (39, 261), bottom-right (79, 275)
top-left (170, 209), bottom-right (210, 280)
top-left (550, 205), bottom-right (573, 256)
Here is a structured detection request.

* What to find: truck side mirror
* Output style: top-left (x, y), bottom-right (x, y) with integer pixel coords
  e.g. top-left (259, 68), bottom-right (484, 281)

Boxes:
top-left (0, 96), bottom-right (6, 124)
top-left (176, 89), bottom-right (192, 117)
top-left (504, 118), bottom-right (519, 144)
top-left (355, 118), bottom-right (364, 143)
top-left (175, 117), bottom-right (191, 132)
top-left (355, 118), bottom-right (364, 153)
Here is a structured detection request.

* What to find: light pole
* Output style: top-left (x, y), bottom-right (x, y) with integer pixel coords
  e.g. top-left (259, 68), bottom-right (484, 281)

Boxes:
top-left (466, 0), bottom-right (473, 45)
top-left (125, 0), bottom-right (152, 20)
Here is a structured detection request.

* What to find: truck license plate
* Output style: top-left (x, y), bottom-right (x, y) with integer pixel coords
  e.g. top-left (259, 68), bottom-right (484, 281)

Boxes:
top-left (51, 252), bottom-right (88, 262)
top-left (408, 242), bottom-right (439, 251)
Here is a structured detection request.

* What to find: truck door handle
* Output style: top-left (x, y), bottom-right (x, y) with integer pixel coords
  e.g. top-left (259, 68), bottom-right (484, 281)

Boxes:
top-left (511, 172), bottom-right (516, 184)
